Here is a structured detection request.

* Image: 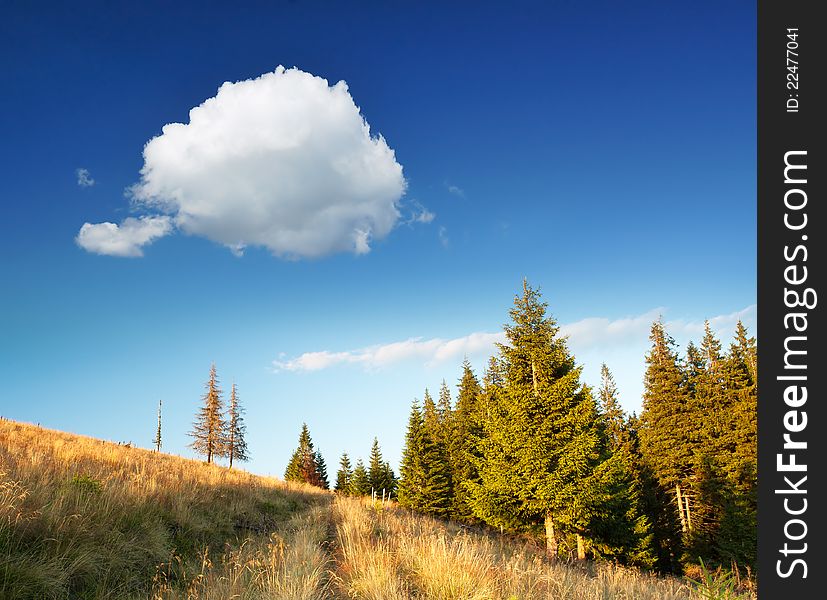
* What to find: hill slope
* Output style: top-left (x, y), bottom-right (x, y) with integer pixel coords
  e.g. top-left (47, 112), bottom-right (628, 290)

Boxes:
top-left (2, 420), bottom-right (702, 599)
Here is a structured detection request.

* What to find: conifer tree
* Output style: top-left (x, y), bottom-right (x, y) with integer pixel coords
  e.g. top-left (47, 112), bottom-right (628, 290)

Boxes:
top-left (398, 399), bottom-right (426, 509)
top-left (351, 459), bottom-right (371, 496)
top-left (335, 452), bottom-right (353, 495)
top-left (398, 396), bottom-right (452, 516)
top-left (368, 438), bottom-right (393, 497)
top-left (639, 321), bottom-right (695, 536)
top-left (598, 364), bottom-right (624, 450)
top-left (153, 399), bottom-right (162, 452)
top-left (227, 383), bottom-right (249, 468)
top-left (471, 282), bottom-right (603, 558)
top-left (451, 359), bottom-right (483, 521)
top-left (382, 462), bottom-right (398, 499)
top-left (284, 424), bottom-right (326, 488)
top-left (315, 450), bottom-right (330, 489)
top-left (189, 364), bottom-right (227, 463)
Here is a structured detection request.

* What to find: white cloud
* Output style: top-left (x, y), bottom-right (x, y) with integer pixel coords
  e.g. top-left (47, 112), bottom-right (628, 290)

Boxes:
top-left (75, 216), bottom-right (173, 257)
top-left (274, 332), bottom-right (505, 373)
top-left (98, 65), bottom-right (405, 259)
top-left (272, 305), bottom-right (757, 374)
top-left (438, 226), bottom-right (449, 247)
top-left (403, 200), bottom-right (435, 225)
top-left (76, 168), bottom-right (95, 187)
top-left (446, 184), bottom-right (465, 198)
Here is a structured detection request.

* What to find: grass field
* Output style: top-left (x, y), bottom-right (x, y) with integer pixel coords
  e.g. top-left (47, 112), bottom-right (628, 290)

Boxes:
top-left (1, 419), bottom-right (749, 599)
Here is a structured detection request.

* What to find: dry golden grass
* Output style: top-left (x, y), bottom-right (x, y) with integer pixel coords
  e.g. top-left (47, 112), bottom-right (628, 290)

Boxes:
top-left (332, 495), bottom-right (697, 600)
top-left (1, 419), bottom-right (752, 599)
top-left (0, 419), bottom-right (330, 599)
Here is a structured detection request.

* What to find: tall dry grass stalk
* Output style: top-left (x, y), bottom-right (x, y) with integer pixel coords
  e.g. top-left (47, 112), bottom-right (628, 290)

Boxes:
top-left (332, 495), bottom-right (696, 600)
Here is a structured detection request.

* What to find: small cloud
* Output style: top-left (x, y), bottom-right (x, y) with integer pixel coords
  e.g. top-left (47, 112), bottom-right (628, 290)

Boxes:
top-left (75, 216), bottom-right (173, 257)
top-left (226, 242), bottom-right (246, 257)
top-left (76, 168), bottom-right (95, 187)
top-left (438, 226), bottom-right (449, 247)
top-left (446, 184), bottom-right (465, 198)
top-left (404, 200), bottom-right (435, 225)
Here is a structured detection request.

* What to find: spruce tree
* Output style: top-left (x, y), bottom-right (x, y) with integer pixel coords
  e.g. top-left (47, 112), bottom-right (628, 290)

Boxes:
top-left (335, 452), bottom-right (353, 495)
top-left (451, 359), bottom-right (483, 521)
top-left (315, 450), bottom-right (330, 489)
top-left (597, 364), bottom-right (624, 450)
top-left (382, 462), bottom-right (398, 499)
top-left (639, 320), bottom-right (695, 537)
top-left (189, 364), bottom-right (227, 463)
top-left (227, 383), bottom-right (249, 469)
top-left (284, 424), bottom-right (326, 488)
top-left (368, 437), bottom-right (392, 497)
top-left (351, 459), bottom-right (371, 496)
top-left (398, 399), bottom-right (426, 509)
top-left (153, 399), bottom-right (162, 452)
top-left (471, 281), bottom-right (603, 558)
top-left (398, 395), bottom-right (452, 516)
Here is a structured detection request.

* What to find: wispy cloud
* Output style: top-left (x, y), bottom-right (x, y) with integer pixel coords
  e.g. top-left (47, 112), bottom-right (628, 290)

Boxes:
top-left (272, 305), bottom-right (756, 373)
top-left (76, 168), bottom-right (95, 187)
top-left (274, 332), bottom-right (505, 372)
top-left (405, 200), bottom-right (435, 225)
top-left (446, 183), bottom-right (465, 198)
top-left (438, 226), bottom-right (449, 247)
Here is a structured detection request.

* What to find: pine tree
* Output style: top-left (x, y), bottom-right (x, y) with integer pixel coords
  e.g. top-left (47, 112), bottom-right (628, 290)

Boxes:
top-left (351, 459), bottom-right (371, 496)
top-left (451, 359), bottom-right (483, 521)
top-left (315, 450), bottom-right (330, 489)
top-left (589, 370), bottom-right (657, 568)
top-left (471, 281), bottom-right (603, 558)
top-left (397, 396), bottom-right (452, 516)
top-left (284, 424), bottom-right (326, 488)
top-left (368, 437), bottom-right (392, 497)
top-left (382, 462), bottom-right (397, 499)
top-left (153, 399), bottom-right (162, 452)
top-left (227, 383), bottom-right (249, 468)
top-left (189, 364), bottom-right (227, 463)
top-left (335, 452), bottom-right (353, 495)
top-left (598, 364), bottom-right (624, 450)
top-left (639, 320), bottom-right (695, 538)
top-left (398, 399), bottom-right (425, 509)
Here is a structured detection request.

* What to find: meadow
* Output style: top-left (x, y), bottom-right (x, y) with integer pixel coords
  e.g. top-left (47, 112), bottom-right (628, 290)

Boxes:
top-left (0, 419), bottom-right (747, 599)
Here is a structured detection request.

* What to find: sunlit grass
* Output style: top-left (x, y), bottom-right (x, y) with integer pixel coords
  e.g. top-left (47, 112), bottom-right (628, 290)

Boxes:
top-left (0, 419), bottom-right (329, 599)
top-left (332, 495), bottom-right (700, 600)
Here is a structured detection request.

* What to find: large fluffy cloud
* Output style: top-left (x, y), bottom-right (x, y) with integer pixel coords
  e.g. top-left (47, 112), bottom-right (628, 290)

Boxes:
top-left (76, 216), bottom-right (173, 257)
top-left (78, 66), bottom-right (408, 258)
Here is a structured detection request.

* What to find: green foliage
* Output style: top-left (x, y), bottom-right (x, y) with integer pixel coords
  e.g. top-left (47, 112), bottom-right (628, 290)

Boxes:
top-left (367, 438), bottom-right (395, 497)
top-left (335, 452), bottom-right (353, 495)
top-left (687, 559), bottom-right (749, 600)
top-left (470, 282), bottom-right (603, 555)
top-left (227, 383), bottom-right (250, 468)
top-left (284, 424), bottom-right (327, 489)
top-left (397, 397), bottom-right (452, 516)
top-left (449, 359), bottom-right (483, 522)
top-left (70, 473), bottom-right (103, 495)
top-left (351, 459), bottom-right (371, 496)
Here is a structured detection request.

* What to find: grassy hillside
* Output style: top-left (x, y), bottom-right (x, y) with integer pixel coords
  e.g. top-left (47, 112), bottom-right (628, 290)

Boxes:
top-left (2, 419), bottom-right (742, 599)
top-left (0, 419), bottom-right (331, 599)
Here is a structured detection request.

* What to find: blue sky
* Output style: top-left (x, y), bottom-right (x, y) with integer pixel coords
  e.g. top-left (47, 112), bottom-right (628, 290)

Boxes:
top-left (0, 1), bottom-right (755, 477)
